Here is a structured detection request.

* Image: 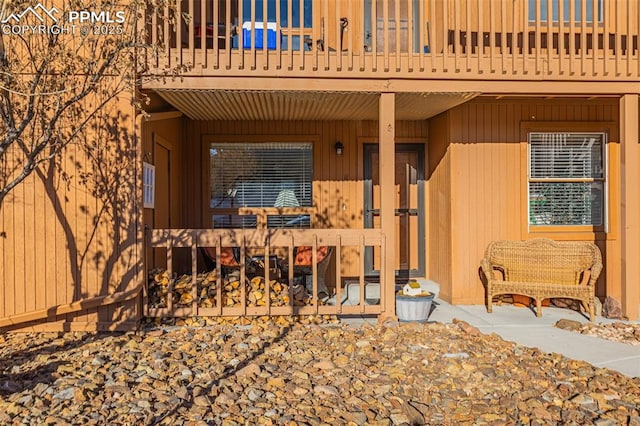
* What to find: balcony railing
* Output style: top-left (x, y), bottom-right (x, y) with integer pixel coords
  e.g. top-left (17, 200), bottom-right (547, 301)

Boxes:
top-left (145, 228), bottom-right (387, 318)
top-left (142, 0), bottom-right (639, 82)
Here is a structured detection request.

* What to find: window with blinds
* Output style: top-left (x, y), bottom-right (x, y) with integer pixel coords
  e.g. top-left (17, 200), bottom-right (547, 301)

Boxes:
top-left (528, 132), bottom-right (606, 227)
top-left (528, 0), bottom-right (603, 24)
top-left (209, 142), bottom-right (312, 228)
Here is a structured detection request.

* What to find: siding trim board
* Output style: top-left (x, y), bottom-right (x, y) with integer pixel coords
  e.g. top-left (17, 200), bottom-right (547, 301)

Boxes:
top-left (620, 94), bottom-right (640, 320)
top-left (0, 284), bottom-right (143, 331)
top-left (145, 77), bottom-right (640, 95)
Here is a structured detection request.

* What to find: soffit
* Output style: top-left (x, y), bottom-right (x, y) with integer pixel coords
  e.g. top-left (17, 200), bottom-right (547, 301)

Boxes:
top-left (154, 90), bottom-right (478, 121)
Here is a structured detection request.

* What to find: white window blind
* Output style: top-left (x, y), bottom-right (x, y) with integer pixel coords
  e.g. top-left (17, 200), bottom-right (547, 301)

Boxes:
top-left (528, 132), bottom-right (605, 226)
top-left (143, 162), bottom-right (155, 209)
top-left (209, 142), bottom-right (312, 228)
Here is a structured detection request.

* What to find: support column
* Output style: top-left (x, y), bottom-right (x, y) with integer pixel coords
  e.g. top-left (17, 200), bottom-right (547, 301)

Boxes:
top-left (379, 92), bottom-right (396, 321)
top-left (620, 94), bottom-right (640, 321)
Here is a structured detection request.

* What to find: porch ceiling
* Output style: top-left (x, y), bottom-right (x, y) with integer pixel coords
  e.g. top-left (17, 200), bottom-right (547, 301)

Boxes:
top-left (154, 90), bottom-right (478, 121)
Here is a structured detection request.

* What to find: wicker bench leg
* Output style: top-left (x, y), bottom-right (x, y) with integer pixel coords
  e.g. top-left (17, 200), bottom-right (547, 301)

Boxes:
top-left (535, 298), bottom-right (543, 317)
top-left (486, 291), bottom-right (493, 313)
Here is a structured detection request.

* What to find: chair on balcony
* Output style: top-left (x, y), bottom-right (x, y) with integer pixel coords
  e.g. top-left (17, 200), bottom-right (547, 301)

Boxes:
top-left (201, 246), bottom-right (282, 281)
top-left (290, 245), bottom-right (333, 298)
top-left (191, 22), bottom-right (237, 49)
top-left (200, 246), bottom-right (240, 276)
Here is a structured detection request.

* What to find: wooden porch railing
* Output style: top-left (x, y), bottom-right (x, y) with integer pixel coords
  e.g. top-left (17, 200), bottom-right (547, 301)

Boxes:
top-left (145, 228), bottom-right (387, 318)
top-left (141, 0), bottom-right (639, 81)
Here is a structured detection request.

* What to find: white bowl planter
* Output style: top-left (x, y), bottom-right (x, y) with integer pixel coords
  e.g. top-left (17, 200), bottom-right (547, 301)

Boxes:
top-left (396, 292), bottom-right (435, 322)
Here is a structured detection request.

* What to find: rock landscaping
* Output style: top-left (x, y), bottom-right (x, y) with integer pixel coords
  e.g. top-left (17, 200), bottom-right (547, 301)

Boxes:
top-left (1, 317), bottom-right (640, 425)
top-left (556, 319), bottom-right (640, 347)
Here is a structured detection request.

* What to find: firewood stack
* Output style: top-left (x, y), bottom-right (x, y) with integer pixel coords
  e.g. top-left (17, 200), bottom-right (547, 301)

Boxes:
top-left (197, 270), bottom-right (218, 308)
top-left (221, 270), bottom-right (312, 308)
top-left (148, 268), bottom-right (170, 308)
top-left (246, 275), bottom-right (311, 307)
top-left (147, 268), bottom-right (314, 310)
top-left (173, 274), bottom-right (194, 306)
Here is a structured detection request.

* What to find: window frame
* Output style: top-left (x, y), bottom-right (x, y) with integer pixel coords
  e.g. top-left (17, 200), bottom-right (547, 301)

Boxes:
top-left (143, 162), bottom-right (156, 209)
top-left (202, 135), bottom-right (317, 230)
top-left (527, 131), bottom-right (607, 231)
top-left (520, 121), bottom-right (616, 241)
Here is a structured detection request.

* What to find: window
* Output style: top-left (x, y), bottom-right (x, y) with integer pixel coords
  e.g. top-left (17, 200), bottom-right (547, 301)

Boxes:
top-left (241, 0), bottom-right (313, 50)
top-left (209, 142), bottom-right (312, 228)
top-left (528, 132), bottom-right (606, 227)
top-left (143, 162), bottom-right (155, 209)
top-left (241, 0), bottom-right (312, 28)
top-left (364, 0), bottom-right (423, 53)
top-left (528, 0), bottom-right (603, 23)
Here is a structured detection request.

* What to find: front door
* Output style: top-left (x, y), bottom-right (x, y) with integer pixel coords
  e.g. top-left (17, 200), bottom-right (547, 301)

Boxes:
top-left (364, 143), bottom-right (425, 278)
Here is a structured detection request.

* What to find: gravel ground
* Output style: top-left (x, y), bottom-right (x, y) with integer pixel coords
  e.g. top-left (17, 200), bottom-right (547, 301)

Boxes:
top-left (569, 321), bottom-right (640, 346)
top-left (1, 317), bottom-right (640, 425)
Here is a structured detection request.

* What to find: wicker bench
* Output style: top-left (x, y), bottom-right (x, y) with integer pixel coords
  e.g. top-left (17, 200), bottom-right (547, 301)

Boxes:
top-left (480, 238), bottom-right (602, 321)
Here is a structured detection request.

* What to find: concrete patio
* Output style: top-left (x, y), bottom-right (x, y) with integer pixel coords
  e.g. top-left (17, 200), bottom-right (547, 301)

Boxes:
top-left (347, 298), bottom-right (640, 378)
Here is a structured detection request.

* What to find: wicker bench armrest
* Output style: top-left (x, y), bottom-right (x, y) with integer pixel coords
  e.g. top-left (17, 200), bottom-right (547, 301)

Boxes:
top-left (578, 270), bottom-right (591, 286)
top-left (588, 253), bottom-right (603, 287)
top-left (480, 258), bottom-right (497, 281)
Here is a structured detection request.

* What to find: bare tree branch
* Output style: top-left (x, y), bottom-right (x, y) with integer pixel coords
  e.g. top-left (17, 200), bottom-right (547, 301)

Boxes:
top-left (0, 0), bottom-right (173, 210)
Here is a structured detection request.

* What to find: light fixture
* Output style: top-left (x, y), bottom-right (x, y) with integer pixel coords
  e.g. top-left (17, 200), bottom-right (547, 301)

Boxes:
top-left (335, 141), bottom-right (344, 156)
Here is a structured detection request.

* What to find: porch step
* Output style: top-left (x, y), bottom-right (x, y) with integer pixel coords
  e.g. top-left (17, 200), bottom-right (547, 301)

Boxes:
top-left (325, 279), bottom-right (440, 306)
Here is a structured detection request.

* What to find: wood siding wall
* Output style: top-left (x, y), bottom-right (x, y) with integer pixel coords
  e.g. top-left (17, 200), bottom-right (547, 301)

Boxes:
top-left (445, 97), bottom-right (620, 305)
top-left (0, 98), bottom-right (141, 331)
top-left (182, 119), bottom-right (429, 276)
top-left (427, 113), bottom-right (453, 300)
top-left (142, 115), bottom-right (184, 270)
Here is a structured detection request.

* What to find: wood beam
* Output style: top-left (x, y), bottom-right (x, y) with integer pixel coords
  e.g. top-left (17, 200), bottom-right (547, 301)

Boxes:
top-left (620, 94), bottom-right (640, 321)
top-left (0, 284), bottom-right (142, 329)
top-left (143, 111), bottom-right (184, 122)
top-left (379, 92), bottom-right (396, 322)
top-left (143, 77), bottom-right (640, 95)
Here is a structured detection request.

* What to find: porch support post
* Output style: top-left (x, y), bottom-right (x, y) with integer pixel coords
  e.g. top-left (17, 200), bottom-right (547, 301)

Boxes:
top-left (620, 94), bottom-right (640, 321)
top-left (379, 92), bottom-right (396, 322)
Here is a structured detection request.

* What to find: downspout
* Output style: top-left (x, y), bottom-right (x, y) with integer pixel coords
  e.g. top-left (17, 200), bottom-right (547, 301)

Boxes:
top-left (135, 112), bottom-right (145, 320)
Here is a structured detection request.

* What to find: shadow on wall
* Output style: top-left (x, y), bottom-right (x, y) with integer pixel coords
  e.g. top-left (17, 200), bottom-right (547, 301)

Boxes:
top-left (28, 107), bottom-right (140, 327)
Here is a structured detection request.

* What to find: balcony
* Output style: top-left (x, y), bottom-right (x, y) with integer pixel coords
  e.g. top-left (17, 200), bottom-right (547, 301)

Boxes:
top-left (141, 0), bottom-right (639, 86)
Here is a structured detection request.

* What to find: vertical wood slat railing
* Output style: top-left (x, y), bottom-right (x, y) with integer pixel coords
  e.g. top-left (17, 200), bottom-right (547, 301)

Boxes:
top-left (143, 0), bottom-right (639, 80)
top-left (145, 229), bottom-right (386, 318)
